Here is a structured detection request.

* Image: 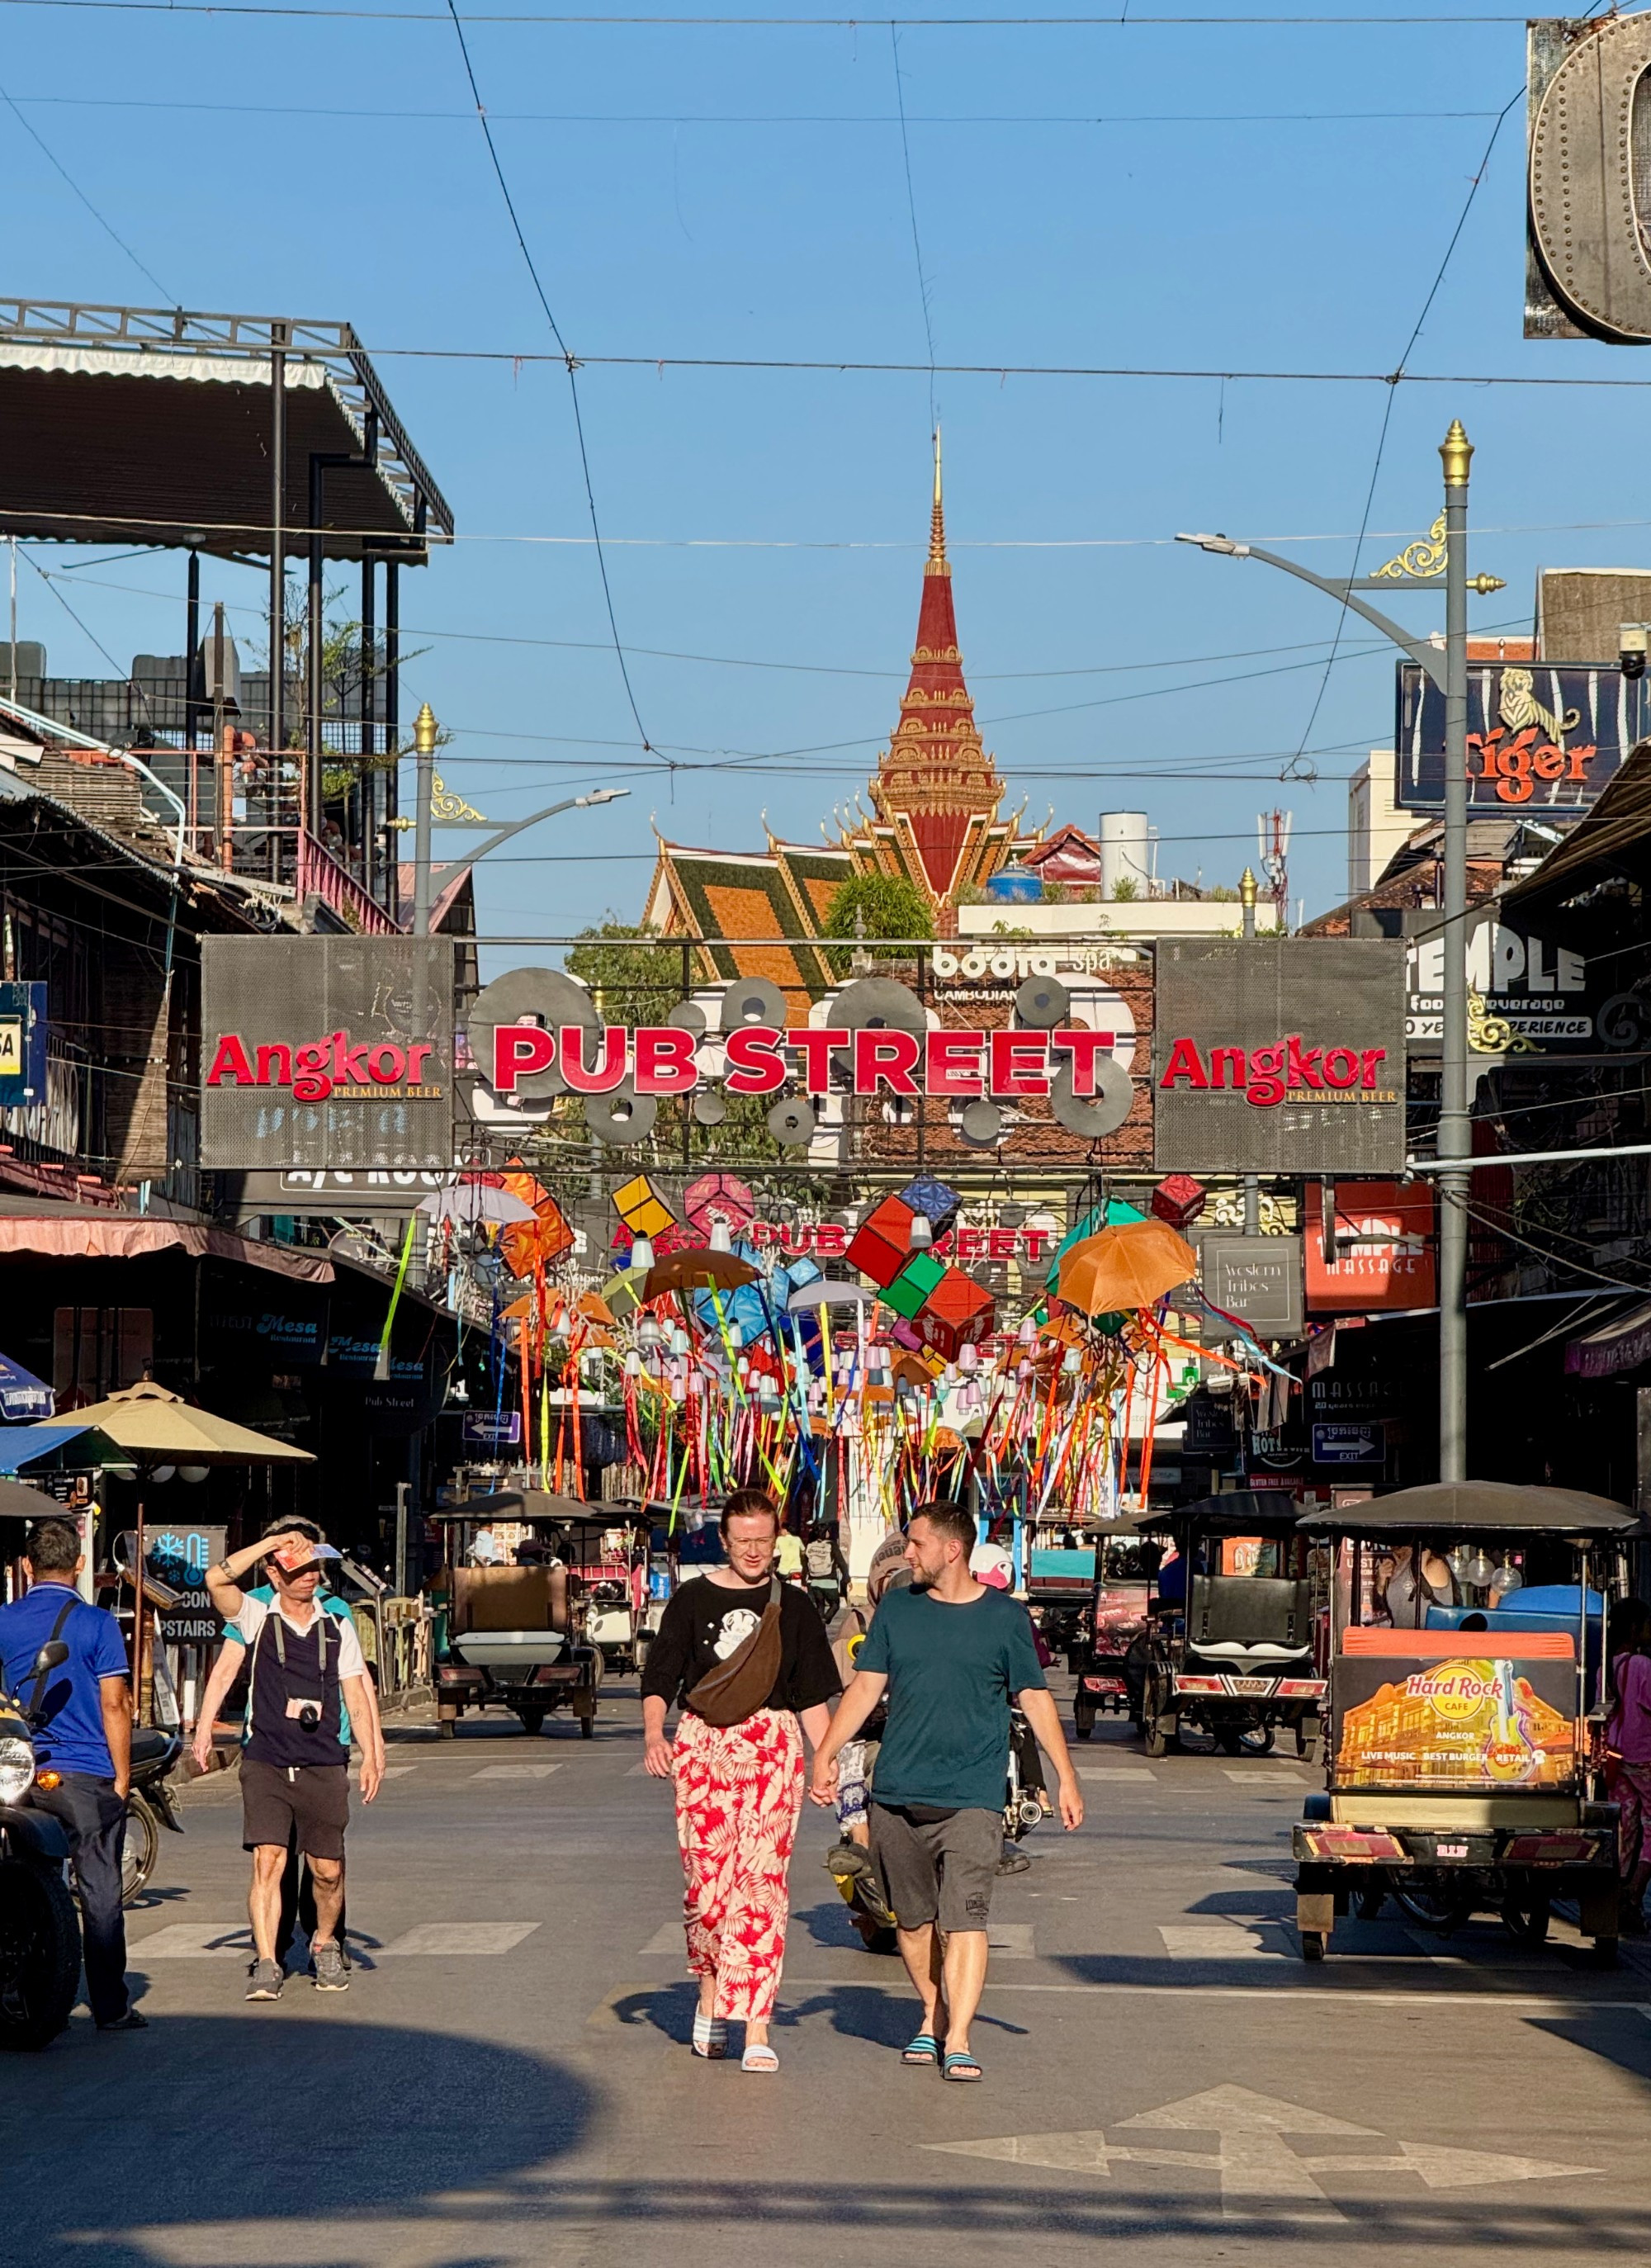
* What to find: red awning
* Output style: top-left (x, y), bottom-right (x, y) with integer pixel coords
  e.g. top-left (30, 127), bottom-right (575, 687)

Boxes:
top-left (0, 1214), bottom-right (333, 1283)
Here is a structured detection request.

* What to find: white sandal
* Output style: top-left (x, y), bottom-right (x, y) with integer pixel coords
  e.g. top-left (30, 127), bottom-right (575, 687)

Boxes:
top-left (691, 2012), bottom-right (727, 2059)
top-left (741, 2043), bottom-right (779, 2074)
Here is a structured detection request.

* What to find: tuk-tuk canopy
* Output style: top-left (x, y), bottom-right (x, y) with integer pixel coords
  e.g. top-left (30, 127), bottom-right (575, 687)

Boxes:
top-left (1133, 1491), bottom-right (1310, 1540)
top-left (1297, 1480), bottom-right (1637, 1540)
top-left (436, 1490), bottom-right (608, 1529)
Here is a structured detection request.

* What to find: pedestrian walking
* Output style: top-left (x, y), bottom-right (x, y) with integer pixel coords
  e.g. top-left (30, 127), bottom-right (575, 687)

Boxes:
top-left (641, 1486), bottom-right (840, 2072)
top-left (192, 1517), bottom-right (383, 1973)
top-left (0, 1517), bottom-right (145, 2030)
top-left (811, 1499), bottom-right (1083, 2082)
top-left (202, 1528), bottom-right (383, 2000)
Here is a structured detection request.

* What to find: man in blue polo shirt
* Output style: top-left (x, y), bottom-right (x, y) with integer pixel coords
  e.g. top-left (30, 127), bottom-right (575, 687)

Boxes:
top-left (0, 1516), bottom-right (144, 2031)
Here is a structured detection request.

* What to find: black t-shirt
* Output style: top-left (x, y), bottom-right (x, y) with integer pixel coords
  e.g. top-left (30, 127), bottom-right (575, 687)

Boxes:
top-left (641, 1574), bottom-right (843, 1719)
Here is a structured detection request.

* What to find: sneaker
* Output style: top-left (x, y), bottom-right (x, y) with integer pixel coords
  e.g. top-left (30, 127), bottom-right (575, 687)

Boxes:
top-left (996, 1846), bottom-right (1031, 1876)
top-left (97, 2007), bottom-right (149, 2032)
top-left (245, 1959), bottom-right (284, 2001)
top-left (824, 1839), bottom-right (873, 1883)
top-left (313, 1942), bottom-right (350, 1992)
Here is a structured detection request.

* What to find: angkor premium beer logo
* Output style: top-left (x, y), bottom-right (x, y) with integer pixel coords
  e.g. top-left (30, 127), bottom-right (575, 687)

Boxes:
top-left (1158, 1034), bottom-right (1395, 1110)
top-left (206, 1030), bottom-right (442, 1104)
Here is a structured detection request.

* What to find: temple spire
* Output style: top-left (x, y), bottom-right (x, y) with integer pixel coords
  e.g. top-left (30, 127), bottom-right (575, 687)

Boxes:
top-left (927, 424), bottom-right (948, 575)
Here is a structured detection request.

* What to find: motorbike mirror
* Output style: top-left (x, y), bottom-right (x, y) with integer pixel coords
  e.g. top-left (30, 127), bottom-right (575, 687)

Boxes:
top-left (31, 1641), bottom-right (69, 1677)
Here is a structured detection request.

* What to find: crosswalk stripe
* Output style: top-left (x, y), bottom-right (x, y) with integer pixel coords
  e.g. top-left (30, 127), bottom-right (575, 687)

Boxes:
top-left (1158, 1923), bottom-right (1285, 1961)
top-left (1079, 1767), bottom-right (1156, 1783)
top-left (133, 1923), bottom-right (252, 1958)
top-left (379, 1922), bottom-right (541, 1956)
top-left (470, 1763), bottom-right (563, 1781)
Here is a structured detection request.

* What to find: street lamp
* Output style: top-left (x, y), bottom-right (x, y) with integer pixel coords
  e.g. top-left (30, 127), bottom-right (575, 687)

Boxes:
top-left (1178, 424), bottom-right (1503, 1482)
top-left (400, 703), bottom-right (631, 935)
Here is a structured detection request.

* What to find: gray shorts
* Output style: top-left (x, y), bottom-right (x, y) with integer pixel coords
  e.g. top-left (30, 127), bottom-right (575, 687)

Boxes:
top-left (869, 1802), bottom-right (1001, 1934)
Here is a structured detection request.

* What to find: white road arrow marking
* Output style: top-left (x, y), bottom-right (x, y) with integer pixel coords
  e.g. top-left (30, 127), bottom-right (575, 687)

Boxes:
top-left (1304, 2143), bottom-right (1601, 2189)
top-left (923, 2086), bottom-right (1599, 2218)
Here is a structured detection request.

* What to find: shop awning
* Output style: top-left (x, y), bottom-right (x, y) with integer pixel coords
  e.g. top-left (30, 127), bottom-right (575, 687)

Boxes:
top-left (0, 1215), bottom-right (332, 1284)
top-left (0, 1352), bottom-right (53, 1421)
top-left (1564, 1300), bottom-right (1651, 1380)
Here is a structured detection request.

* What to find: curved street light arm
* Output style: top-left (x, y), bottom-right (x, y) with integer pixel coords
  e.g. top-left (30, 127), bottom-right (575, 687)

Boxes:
top-left (437, 787), bottom-right (632, 869)
top-left (1177, 535), bottom-right (1447, 691)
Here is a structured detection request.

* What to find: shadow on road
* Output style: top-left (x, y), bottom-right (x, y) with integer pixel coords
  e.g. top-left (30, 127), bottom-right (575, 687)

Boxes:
top-left (11, 2015), bottom-right (594, 2268)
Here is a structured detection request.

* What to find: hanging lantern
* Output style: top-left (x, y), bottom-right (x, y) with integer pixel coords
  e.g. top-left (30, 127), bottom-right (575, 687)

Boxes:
top-left (1062, 1347), bottom-right (1082, 1374)
top-left (630, 1233), bottom-right (655, 1272)
top-left (1464, 1548), bottom-right (1496, 1589)
top-left (624, 1350), bottom-right (641, 1378)
top-left (709, 1219), bottom-right (733, 1255)
top-left (672, 1325), bottom-right (691, 1357)
top-left (1019, 1315), bottom-right (1038, 1347)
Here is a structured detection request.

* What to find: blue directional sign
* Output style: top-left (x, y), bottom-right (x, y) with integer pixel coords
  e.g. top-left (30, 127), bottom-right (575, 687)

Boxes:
top-left (1312, 1423), bottom-right (1384, 1467)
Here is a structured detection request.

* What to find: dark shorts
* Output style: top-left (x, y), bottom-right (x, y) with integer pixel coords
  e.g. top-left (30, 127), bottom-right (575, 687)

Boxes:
top-left (242, 1759), bottom-right (350, 1862)
top-left (869, 1802), bottom-right (1001, 1934)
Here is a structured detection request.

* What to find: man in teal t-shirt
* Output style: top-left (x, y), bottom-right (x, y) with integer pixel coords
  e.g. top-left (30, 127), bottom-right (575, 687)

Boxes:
top-left (811, 1501), bottom-right (1083, 2082)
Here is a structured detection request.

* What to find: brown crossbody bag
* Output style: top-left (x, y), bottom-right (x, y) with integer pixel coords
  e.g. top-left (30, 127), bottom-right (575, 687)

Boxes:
top-left (684, 1579), bottom-right (784, 1728)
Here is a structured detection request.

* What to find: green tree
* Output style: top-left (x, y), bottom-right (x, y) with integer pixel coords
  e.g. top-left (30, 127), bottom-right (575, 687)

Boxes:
top-left (821, 874), bottom-right (934, 975)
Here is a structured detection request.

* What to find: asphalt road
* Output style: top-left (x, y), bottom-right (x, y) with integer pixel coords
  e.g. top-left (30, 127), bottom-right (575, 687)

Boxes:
top-left (10, 1677), bottom-right (1651, 2268)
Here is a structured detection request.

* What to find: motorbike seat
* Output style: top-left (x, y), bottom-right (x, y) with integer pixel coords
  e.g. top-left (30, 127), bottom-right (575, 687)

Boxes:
top-left (129, 1727), bottom-right (176, 1768)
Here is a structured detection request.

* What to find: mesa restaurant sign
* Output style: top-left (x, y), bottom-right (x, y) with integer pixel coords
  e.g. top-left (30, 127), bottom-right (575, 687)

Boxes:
top-left (201, 938), bottom-right (455, 1171)
top-left (1154, 939), bottom-right (1406, 1176)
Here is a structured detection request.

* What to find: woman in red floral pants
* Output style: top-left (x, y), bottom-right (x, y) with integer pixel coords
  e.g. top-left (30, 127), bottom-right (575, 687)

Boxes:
top-left (641, 1492), bottom-right (840, 2072)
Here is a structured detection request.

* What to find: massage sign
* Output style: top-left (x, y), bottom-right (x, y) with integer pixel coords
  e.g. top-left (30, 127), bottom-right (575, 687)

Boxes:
top-left (1153, 939), bottom-right (1407, 1176)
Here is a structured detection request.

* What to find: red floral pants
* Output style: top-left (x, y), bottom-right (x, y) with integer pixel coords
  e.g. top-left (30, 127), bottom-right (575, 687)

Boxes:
top-left (673, 1707), bottom-right (804, 2022)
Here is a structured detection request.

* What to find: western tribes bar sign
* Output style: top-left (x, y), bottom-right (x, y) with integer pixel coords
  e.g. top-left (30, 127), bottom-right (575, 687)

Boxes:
top-left (1154, 939), bottom-right (1406, 1176)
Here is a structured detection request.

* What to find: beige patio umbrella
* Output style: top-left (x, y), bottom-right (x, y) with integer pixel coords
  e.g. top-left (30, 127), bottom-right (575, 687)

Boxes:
top-left (67, 1379), bottom-right (315, 1465)
top-left (69, 1382), bottom-right (315, 1721)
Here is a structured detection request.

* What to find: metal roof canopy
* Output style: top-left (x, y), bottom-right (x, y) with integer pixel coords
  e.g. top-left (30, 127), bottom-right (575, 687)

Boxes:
top-left (0, 298), bottom-right (453, 565)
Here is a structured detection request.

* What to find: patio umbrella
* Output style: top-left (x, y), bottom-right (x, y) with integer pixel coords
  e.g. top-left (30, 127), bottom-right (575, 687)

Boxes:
top-left (644, 1248), bottom-right (758, 1301)
top-left (787, 1281), bottom-right (877, 1311)
top-left (419, 1181), bottom-right (537, 1227)
top-left (0, 1351), bottom-right (53, 1422)
top-left (1057, 1219), bottom-right (1197, 1315)
top-left (63, 1380), bottom-right (315, 1465)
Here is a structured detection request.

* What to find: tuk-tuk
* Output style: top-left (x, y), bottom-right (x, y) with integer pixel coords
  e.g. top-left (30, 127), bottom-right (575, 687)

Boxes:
top-left (1292, 1480), bottom-right (1630, 1964)
top-left (1070, 1525), bottom-right (1156, 1740)
top-left (1136, 1492), bottom-right (1327, 1760)
top-left (1024, 1527), bottom-right (1100, 1673)
top-left (431, 1492), bottom-right (603, 1738)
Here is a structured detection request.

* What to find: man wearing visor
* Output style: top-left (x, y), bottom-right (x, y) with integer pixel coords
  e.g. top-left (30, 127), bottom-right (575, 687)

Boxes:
top-left (205, 1529), bottom-right (383, 2000)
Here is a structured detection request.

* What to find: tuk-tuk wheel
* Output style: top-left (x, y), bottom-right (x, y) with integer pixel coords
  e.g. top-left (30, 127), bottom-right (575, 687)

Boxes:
top-left (1591, 1936), bottom-right (1619, 1969)
top-left (1300, 1931), bottom-right (1327, 1963)
top-left (1143, 1716), bottom-right (1170, 1759)
top-left (1501, 1890), bottom-right (1551, 1945)
top-left (516, 1708), bottom-right (546, 1737)
top-left (1073, 1700), bottom-right (1095, 1742)
top-left (579, 1710), bottom-right (596, 1740)
top-left (438, 1719), bottom-right (457, 1740)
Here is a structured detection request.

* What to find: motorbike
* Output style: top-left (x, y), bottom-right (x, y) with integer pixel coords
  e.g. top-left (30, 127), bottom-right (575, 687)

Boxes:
top-left (121, 1727), bottom-right (185, 1907)
top-left (0, 1639), bottom-right (81, 2051)
top-left (830, 1707), bottom-right (1049, 1953)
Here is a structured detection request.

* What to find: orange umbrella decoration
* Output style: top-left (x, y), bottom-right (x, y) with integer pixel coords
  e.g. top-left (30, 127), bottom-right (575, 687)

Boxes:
top-left (1056, 1219), bottom-right (1198, 1316)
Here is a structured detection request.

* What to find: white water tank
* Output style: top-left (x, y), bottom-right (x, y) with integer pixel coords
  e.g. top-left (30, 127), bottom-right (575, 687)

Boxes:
top-left (1099, 811), bottom-right (1150, 898)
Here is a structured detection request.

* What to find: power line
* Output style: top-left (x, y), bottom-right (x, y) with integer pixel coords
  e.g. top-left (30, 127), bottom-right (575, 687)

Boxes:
top-left (0, 77), bottom-right (175, 302)
top-left (441, 0), bottom-right (655, 760)
top-left (0, 92), bottom-right (1507, 125)
top-left (1288, 89), bottom-right (1521, 769)
top-left (0, 3), bottom-right (1556, 21)
top-left (890, 21), bottom-right (939, 436)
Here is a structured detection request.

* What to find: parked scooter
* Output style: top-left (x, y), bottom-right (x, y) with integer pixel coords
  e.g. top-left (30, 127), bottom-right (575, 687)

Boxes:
top-left (830, 1707), bottom-right (1049, 1953)
top-left (0, 1640), bottom-right (80, 2050)
top-left (121, 1727), bottom-right (184, 1907)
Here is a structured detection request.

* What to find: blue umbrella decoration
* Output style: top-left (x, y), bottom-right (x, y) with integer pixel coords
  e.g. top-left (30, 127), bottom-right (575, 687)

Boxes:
top-left (0, 1352), bottom-right (54, 1423)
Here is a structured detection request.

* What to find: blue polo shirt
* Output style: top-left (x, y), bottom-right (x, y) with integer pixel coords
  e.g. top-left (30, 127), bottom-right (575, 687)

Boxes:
top-left (0, 1582), bottom-right (128, 1778)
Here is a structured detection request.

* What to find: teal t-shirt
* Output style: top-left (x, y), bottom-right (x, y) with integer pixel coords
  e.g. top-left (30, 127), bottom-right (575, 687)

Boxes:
top-left (858, 1584), bottom-right (1046, 1812)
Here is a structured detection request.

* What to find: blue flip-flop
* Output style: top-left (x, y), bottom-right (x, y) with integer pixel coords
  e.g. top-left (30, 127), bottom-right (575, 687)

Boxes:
top-left (902, 2033), bottom-right (940, 2066)
top-left (943, 2050), bottom-right (983, 2082)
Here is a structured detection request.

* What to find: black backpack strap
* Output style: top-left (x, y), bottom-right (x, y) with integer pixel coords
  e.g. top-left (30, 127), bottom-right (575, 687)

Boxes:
top-left (25, 1597), bottom-right (79, 1718)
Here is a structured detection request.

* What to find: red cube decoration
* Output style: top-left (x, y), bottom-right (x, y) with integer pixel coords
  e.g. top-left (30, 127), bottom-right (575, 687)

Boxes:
top-left (848, 1194), bottom-right (917, 1289)
top-left (912, 1267), bottom-right (996, 1362)
top-left (1152, 1173), bottom-right (1207, 1231)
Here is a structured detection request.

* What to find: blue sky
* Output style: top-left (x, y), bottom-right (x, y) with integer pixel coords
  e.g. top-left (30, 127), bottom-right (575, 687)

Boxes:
top-left (5, 3), bottom-right (1648, 960)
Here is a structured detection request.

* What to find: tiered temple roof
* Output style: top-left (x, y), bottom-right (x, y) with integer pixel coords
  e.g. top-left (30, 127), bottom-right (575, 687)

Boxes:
top-left (644, 442), bottom-right (1039, 994)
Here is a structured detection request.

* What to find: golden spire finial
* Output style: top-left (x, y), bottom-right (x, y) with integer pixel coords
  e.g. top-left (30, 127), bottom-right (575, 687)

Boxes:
top-left (927, 425), bottom-right (948, 574)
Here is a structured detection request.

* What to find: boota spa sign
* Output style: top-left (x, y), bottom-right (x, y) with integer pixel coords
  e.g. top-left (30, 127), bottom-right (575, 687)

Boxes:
top-left (1154, 938), bottom-right (1407, 1176)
